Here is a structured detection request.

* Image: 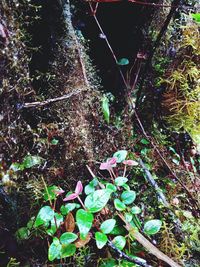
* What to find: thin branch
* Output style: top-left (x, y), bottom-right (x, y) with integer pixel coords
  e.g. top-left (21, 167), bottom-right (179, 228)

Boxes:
top-left (139, 159), bottom-right (170, 207)
top-left (107, 240), bottom-right (152, 267)
top-left (118, 213), bottom-right (181, 267)
top-left (88, 0), bottom-right (178, 8)
top-left (23, 89), bottom-right (84, 108)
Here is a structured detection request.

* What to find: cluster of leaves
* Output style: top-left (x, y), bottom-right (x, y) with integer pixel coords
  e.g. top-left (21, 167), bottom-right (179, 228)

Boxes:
top-left (16, 150), bottom-right (162, 264)
top-left (1, 155), bottom-right (43, 186)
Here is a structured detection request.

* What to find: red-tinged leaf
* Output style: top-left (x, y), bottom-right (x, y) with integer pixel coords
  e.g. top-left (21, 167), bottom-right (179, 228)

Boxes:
top-left (75, 181), bottom-right (83, 195)
top-left (107, 157), bottom-right (117, 166)
top-left (54, 188), bottom-right (65, 195)
top-left (100, 162), bottom-right (111, 170)
top-left (63, 193), bottom-right (78, 201)
top-left (123, 160), bottom-right (138, 166)
top-left (75, 233), bottom-right (91, 248)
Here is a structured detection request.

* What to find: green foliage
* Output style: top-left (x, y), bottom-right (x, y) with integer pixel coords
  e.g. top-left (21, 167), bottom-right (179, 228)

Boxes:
top-left (117, 58), bottom-right (129, 66)
top-left (76, 209), bottom-right (93, 239)
top-left (191, 13), bottom-right (200, 23)
top-left (18, 152), bottom-right (164, 263)
top-left (144, 219), bottom-right (162, 235)
top-left (102, 95), bottom-right (110, 124)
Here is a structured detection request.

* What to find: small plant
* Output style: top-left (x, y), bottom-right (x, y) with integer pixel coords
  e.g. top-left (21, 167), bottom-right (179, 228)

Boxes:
top-left (17, 151), bottom-right (181, 266)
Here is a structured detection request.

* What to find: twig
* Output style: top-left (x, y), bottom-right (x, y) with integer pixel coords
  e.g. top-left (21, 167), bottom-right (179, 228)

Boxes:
top-left (139, 159), bottom-right (170, 207)
top-left (107, 240), bottom-right (152, 267)
top-left (23, 89), bottom-right (84, 108)
top-left (88, 0), bottom-right (178, 8)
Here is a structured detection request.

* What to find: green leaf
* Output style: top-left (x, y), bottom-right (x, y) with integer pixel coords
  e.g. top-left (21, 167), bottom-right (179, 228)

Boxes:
top-left (16, 227), bottom-right (30, 240)
top-left (48, 237), bottom-right (62, 261)
top-left (76, 209), bottom-right (93, 240)
top-left (61, 244), bottom-right (76, 258)
top-left (60, 203), bottom-right (79, 215)
top-left (99, 258), bottom-right (117, 267)
top-left (131, 206), bottom-right (141, 214)
top-left (100, 219), bottom-right (116, 234)
top-left (121, 190), bottom-right (136, 205)
top-left (51, 139), bottom-right (59, 145)
top-left (140, 138), bottom-right (150, 145)
top-left (144, 219), bottom-right (162, 235)
top-left (172, 158), bottom-right (180, 165)
top-left (117, 58), bottom-right (129, 66)
top-left (110, 225), bottom-right (126, 235)
top-left (114, 177), bottom-right (128, 186)
top-left (106, 183), bottom-right (117, 192)
top-left (122, 184), bottom-right (130, 191)
top-left (192, 13), bottom-right (200, 23)
top-left (22, 155), bottom-right (43, 169)
top-left (112, 236), bottom-right (126, 250)
top-left (114, 199), bottom-right (126, 211)
top-left (60, 232), bottom-right (78, 245)
top-left (9, 162), bottom-right (23, 172)
top-left (43, 185), bottom-right (59, 201)
top-left (47, 213), bottom-right (63, 236)
top-left (113, 150), bottom-right (127, 163)
top-left (85, 189), bottom-right (111, 213)
top-left (35, 206), bottom-right (54, 227)
top-left (124, 213), bottom-right (133, 223)
top-left (84, 178), bottom-right (98, 195)
top-left (95, 232), bottom-right (108, 249)
top-left (102, 95), bottom-right (110, 124)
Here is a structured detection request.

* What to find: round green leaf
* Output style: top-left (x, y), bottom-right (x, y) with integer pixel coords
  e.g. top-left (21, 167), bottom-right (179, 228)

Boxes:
top-left (114, 177), bottom-right (128, 186)
top-left (144, 219), bottom-right (162, 235)
top-left (60, 203), bottom-right (79, 215)
top-left (113, 150), bottom-right (128, 163)
top-left (100, 219), bottom-right (116, 234)
top-left (117, 58), bottom-right (129, 66)
top-left (131, 206), bottom-right (141, 214)
top-left (35, 206), bottom-right (54, 227)
top-left (114, 199), bottom-right (126, 211)
top-left (106, 183), bottom-right (117, 192)
top-left (16, 227), bottom-right (30, 240)
top-left (23, 155), bottom-right (43, 169)
top-left (85, 189), bottom-right (111, 213)
top-left (121, 191), bottom-right (136, 205)
top-left (61, 244), bottom-right (76, 258)
top-left (60, 232), bottom-right (78, 245)
top-left (48, 238), bottom-right (62, 261)
top-left (112, 236), bottom-right (126, 250)
top-left (76, 209), bottom-right (93, 240)
top-left (95, 232), bottom-right (108, 249)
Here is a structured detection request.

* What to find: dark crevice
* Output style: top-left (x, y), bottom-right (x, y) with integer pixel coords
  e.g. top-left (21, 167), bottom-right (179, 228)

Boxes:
top-left (73, 2), bottom-right (156, 110)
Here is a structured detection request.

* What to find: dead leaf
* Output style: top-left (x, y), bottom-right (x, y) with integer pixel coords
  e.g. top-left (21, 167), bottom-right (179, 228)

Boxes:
top-left (75, 233), bottom-right (91, 248)
top-left (65, 212), bottom-right (75, 232)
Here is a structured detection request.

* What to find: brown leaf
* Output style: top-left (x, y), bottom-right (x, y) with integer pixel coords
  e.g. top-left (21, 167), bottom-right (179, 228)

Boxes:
top-left (65, 212), bottom-right (75, 232)
top-left (75, 233), bottom-right (91, 248)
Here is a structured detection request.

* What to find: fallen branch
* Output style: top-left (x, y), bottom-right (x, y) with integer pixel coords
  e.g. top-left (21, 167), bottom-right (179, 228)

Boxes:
top-left (139, 159), bottom-right (170, 207)
top-left (118, 213), bottom-right (181, 267)
top-left (23, 89), bottom-right (84, 108)
top-left (107, 240), bottom-right (152, 267)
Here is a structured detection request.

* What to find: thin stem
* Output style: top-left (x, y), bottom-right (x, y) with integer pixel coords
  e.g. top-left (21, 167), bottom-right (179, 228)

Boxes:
top-left (123, 165), bottom-right (127, 177)
top-left (77, 195), bottom-right (87, 210)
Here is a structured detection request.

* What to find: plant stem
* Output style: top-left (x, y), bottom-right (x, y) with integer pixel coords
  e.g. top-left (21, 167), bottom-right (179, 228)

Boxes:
top-left (77, 195), bottom-right (87, 210)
